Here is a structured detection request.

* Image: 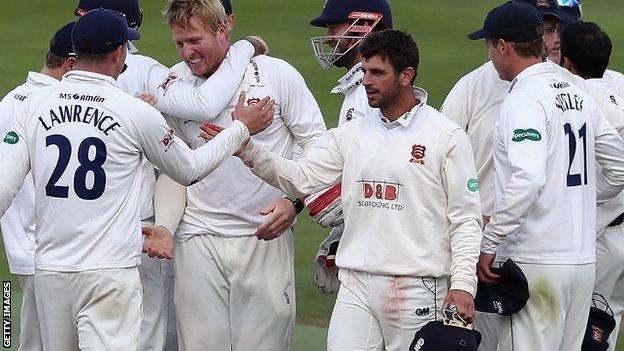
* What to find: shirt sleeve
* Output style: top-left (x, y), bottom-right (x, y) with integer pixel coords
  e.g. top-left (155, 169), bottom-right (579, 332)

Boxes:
top-left (593, 107), bottom-right (624, 203)
top-left (149, 40), bottom-right (254, 121)
top-left (275, 62), bottom-right (327, 154)
top-left (441, 128), bottom-right (483, 296)
top-left (131, 104), bottom-right (250, 186)
top-left (482, 94), bottom-right (548, 254)
top-left (0, 110), bottom-right (30, 216)
top-left (238, 127), bottom-right (345, 197)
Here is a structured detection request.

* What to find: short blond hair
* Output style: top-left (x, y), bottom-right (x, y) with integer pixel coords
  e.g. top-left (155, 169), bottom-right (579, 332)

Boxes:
top-left (163, 0), bottom-right (227, 33)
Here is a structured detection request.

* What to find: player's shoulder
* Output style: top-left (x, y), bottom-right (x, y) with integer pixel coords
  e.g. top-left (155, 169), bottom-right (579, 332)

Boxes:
top-left (125, 53), bottom-right (163, 68)
top-left (426, 105), bottom-right (463, 132)
top-left (251, 55), bottom-right (302, 78)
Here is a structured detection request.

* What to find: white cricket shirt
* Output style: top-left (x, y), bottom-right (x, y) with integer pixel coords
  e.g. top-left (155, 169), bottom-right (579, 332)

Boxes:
top-left (0, 72), bottom-right (58, 275)
top-left (604, 69), bottom-right (624, 98)
top-left (239, 88), bottom-right (483, 295)
top-left (117, 41), bottom-right (254, 220)
top-left (0, 70), bottom-right (249, 272)
top-left (482, 63), bottom-right (624, 265)
top-left (167, 55), bottom-right (326, 238)
top-left (441, 61), bottom-right (509, 216)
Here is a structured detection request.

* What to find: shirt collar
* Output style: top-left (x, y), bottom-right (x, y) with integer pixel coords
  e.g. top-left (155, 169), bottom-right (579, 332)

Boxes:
top-left (508, 62), bottom-right (554, 93)
top-left (61, 70), bottom-right (120, 88)
top-left (331, 62), bottom-right (363, 95)
top-left (26, 71), bottom-right (59, 87)
top-left (379, 87), bottom-right (428, 129)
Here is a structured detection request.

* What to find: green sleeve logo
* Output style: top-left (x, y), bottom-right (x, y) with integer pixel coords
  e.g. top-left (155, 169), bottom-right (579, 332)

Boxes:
top-left (512, 128), bottom-right (542, 142)
top-left (3, 131), bottom-right (19, 144)
top-left (467, 178), bottom-right (479, 192)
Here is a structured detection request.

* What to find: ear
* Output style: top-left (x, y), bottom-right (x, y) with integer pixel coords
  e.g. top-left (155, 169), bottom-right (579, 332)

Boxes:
top-left (400, 67), bottom-right (416, 87)
top-left (561, 57), bottom-right (577, 74)
top-left (227, 14), bottom-right (236, 32)
top-left (64, 57), bottom-right (77, 72)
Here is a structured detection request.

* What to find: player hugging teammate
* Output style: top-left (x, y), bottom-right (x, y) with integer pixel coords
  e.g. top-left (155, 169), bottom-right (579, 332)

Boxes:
top-left (1, 0), bottom-right (624, 351)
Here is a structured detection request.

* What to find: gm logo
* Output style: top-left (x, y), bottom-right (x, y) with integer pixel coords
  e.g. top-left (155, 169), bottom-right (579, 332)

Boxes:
top-left (415, 307), bottom-right (430, 316)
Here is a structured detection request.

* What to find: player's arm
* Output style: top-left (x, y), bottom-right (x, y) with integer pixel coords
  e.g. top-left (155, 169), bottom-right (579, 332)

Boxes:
top-left (135, 94), bottom-right (272, 186)
top-left (148, 40), bottom-right (254, 121)
top-left (481, 95), bottom-right (548, 254)
top-left (593, 107), bottom-right (624, 203)
top-left (0, 112), bottom-right (31, 216)
top-left (238, 127), bottom-right (345, 198)
top-left (442, 129), bottom-right (483, 297)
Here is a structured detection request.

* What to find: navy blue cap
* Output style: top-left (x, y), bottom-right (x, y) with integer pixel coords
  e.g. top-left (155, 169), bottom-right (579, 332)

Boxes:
top-left (409, 321), bottom-right (482, 351)
top-left (75, 0), bottom-right (143, 30)
top-left (221, 0), bottom-right (233, 15)
top-left (310, 0), bottom-right (392, 29)
top-left (50, 22), bottom-right (76, 58)
top-left (72, 8), bottom-right (140, 55)
top-left (469, 1), bottom-right (543, 42)
top-left (515, 0), bottom-right (562, 21)
top-left (559, 5), bottom-right (582, 24)
top-left (474, 259), bottom-right (530, 316)
top-left (582, 307), bottom-right (616, 350)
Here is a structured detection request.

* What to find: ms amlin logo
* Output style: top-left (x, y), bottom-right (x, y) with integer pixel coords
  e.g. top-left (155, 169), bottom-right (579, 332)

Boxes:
top-left (2, 281), bottom-right (10, 348)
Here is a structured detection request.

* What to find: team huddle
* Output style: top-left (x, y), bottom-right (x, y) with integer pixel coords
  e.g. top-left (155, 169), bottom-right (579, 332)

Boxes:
top-left (0, 0), bottom-right (623, 350)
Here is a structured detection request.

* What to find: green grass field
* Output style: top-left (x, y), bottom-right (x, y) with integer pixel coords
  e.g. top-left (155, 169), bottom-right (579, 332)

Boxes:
top-left (1, 0), bottom-right (624, 350)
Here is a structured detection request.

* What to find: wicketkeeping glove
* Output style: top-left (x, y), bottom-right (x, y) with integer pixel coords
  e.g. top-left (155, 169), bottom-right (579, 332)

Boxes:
top-left (315, 225), bottom-right (343, 294)
top-left (305, 183), bottom-right (343, 228)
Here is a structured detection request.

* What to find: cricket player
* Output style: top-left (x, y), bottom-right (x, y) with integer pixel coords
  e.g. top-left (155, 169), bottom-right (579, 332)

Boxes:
top-left (151, 1), bottom-right (327, 350)
top-left (0, 9), bottom-right (273, 350)
top-left (470, 3), bottom-right (624, 350)
top-left (307, 0), bottom-right (392, 294)
top-left (559, 21), bottom-right (624, 351)
top-left (557, 0), bottom-right (624, 97)
top-left (0, 22), bottom-right (76, 351)
top-left (224, 29), bottom-right (483, 350)
top-left (73, 1), bottom-right (267, 349)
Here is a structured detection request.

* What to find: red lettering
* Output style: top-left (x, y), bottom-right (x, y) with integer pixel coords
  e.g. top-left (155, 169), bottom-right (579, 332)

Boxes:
top-left (375, 184), bottom-right (383, 199)
top-left (363, 183), bottom-right (373, 198)
top-left (385, 185), bottom-right (397, 200)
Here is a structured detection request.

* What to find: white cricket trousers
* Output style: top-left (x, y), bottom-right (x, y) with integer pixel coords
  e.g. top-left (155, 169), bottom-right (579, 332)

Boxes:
top-left (495, 263), bottom-right (594, 351)
top-left (34, 267), bottom-right (142, 351)
top-left (327, 269), bottom-right (447, 351)
top-left (17, 275), bottom-right (43, 351)
top-left (139, 253), bottom-right (177, 351)
top-left (595, 223), bottom-right (624, 351)
top-left (174, 231), bottom-right (295, 351)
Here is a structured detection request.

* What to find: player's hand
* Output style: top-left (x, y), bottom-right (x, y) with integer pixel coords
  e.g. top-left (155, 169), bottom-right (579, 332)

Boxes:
top-left (199, 123), bottom-right (250, 155)
top-left (443, 290), bottom-right (475, 323)
top-left (256, 198), bottom-right (297, 240)
top-left (305, 184), bottom-right (343, 228)
top-left (244, 35), bottom-right (269, 56)
top-left (142, 225), bottom-right (174, 259)
top-left (138, 93), bottom-right (158, 106)
top-left (315, 225), bottom-right (342, 293)
top-left (477, 251), bottom-right (501, 285)
top-left (482, 215), bottom-right (491, 230)
top-left (232, 91), bottom-right (275, 135)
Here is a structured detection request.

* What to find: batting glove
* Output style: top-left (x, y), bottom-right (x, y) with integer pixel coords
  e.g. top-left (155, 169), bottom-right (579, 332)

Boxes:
top-left (305, 183), bottom-right (343, 228)
top-left (314, 225), bottom-right (343, 294)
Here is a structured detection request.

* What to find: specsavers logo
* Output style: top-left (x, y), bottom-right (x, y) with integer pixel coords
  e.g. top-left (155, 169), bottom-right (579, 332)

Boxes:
top-left (356, 179), bottom-right (404, 211)
top-left (512, 128), bottom-right (541, 142)
top-left (3, 131), bottom-right (18, 145)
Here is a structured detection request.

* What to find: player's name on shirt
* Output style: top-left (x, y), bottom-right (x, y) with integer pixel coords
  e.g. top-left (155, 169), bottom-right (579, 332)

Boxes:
top-left (38, 102), bottom-right (121, 136)
top-left (554, 91), bottom-right (584, 113)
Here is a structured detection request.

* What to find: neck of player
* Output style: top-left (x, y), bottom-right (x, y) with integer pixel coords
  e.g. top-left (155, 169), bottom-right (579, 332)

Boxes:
top-left (380, 88), bottom-right (419, 122)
